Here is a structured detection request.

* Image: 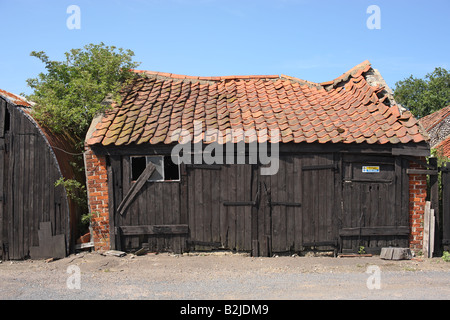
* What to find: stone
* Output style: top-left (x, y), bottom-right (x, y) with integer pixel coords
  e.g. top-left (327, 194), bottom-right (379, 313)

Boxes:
top-left (380, 247), bottom-right (412, 260)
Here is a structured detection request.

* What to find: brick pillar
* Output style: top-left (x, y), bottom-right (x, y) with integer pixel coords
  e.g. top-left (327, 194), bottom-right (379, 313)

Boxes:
top-left (408, 159), bottom-right (427, 253)
top-left (84, 145), bottom-right (110, 251)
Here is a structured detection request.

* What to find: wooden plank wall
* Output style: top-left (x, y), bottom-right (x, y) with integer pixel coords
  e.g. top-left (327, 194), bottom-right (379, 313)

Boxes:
top-left (111, 151), bottom-right (411, 256)
top-left (0, 100), bottom-right (69, 260)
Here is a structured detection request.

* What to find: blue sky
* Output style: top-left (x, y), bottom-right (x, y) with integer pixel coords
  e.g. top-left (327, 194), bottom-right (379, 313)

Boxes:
top-left (0, 0), bottom-right (449, 96)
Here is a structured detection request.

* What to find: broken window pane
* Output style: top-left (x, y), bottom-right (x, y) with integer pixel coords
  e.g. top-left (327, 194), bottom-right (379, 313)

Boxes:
top-left (146, 156), bottom-right (164, 182)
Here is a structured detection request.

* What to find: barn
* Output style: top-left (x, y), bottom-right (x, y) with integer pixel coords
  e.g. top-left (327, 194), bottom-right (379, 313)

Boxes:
top-left (0, 89), bottom-right (80, 260)
top-left (84, 61), bottom-right (430, 256)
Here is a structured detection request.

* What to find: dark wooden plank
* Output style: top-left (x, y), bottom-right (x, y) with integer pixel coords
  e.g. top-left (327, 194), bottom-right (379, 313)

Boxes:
top-left (281, 157), bottom-right (289, 251)
top-left (244, 165), bottom-right (252, 251)
top-left (22, 132), bottom-right (30, 257)
top-left (33, 135), bottom-right (42, 248)
top-left (401, 158), bottom-right (410, 228)
top-left (120, 224), bottom-right (189, 236)
top-left (443, 163), bottom-right (450, 250)
top-left (92, 141), bottom-right (430, 157)
top-left (5, 130), bottom-right (13, 259)
top-left (228, 165), bottom-right (237, 249)
top-left (251, 164), bottom-right (259, 256)
top-left (188, 165), bottom-right (196, 242)
top-left (312, 155), bottom-right (320, 245)
top-left (219, 164), bottom-right (229, 247)
top-left (326, 154), bottom-right (335, 244)
top-left (194, 166), bottom-right (204, 242)
top-left (270, 158), bottom-right (281, 252)
top-left (339, 226), bottom-right (410, 236)
top-left (258, 173), bottom-right (269, 257)
top-left (406, 169), bottom-right (438, 175)
top-left (107, 157), bottom-right (115, 250)
top-left (28, 133), bottom-right (36, 252)
top-left (287, 156), bottom-right (297, 251)
top-left (294, 155), bottom-right (303, 251)
top-left (186, 164), bottom-right (222, 170)
top-left (223, 201), bottom-right (255, 206)
top-left (171, 182), bottom-right (182, 253)
top-left (203, 166), bottom-right (212, 245)
top-left (15, 111), bottom-right (24, 259)
top-left (121, 156), bottom-right (131, 229)
top-left (0, 138), bottom-right (4, 256)
top-left (302, 163), bottom-right (337, 171)
top-left (180, 164), bottom-right (188, 225)
top-left (211, 168), bottom-right (221, 244)
top-left (301, 155), bottom-right (311, 246)
top-left (117, 163), bottom-right (155, 216)
top-left (0, 99), bottom-right (6, 137)
top-left (235, 165), bottom-right (243, 250)
top-left (160, 182), bottom-right (171, 250)
top-left (110, 156), bottom-right (122, 250)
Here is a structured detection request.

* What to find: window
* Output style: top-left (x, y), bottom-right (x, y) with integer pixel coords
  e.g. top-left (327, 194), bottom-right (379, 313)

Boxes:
top-left (131, 155), bottom-right (180, 182)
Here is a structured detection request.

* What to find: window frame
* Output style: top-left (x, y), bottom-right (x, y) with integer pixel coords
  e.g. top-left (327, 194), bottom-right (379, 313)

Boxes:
top-left (130, 155), bottom-right (180, 183)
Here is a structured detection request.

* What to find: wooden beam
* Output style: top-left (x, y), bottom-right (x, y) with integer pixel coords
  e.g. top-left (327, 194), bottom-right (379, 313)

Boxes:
top-left (117, 163), bottom-right (155, 216)
top-left (302, 164), bottom-right (337, 171)
top-left (339, 226), bottom-right (409, 237)
top-left (406, 169), bottom-right (438, 175)
top-left (119, 224), bottom-right (189, 236)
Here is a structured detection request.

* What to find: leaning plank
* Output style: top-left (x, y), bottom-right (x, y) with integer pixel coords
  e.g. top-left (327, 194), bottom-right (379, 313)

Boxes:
top-left (120, 224), bottom-right (189, 236)
top-left (117, 163), bottom-right (155, 216)
top-left (430, 209), bottom-right (435, 258)
top-left (423, 201), bottom-right (431, 258)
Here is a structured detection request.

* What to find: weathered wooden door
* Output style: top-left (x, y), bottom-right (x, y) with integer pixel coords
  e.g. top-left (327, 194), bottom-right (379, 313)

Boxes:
top-left (186, 164), bottom-right (255, 252)
top-left (340, 155), bottom-right (409, 253)
top-left (257, 156), bottom-right (303, 256)
top-left (225, 154), bottom-right (338, 257)
top-left (300, 154), bottom-right (338, 251)
top-left (112, 156), bottom-right (185, 253)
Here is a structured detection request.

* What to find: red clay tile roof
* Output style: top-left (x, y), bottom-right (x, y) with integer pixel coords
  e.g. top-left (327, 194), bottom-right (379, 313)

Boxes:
top-left (86, 61), bottom-right (427, 146)
top-left (435, 135), bottom-right (450, 158)
top-left (419, 105), bottom-right (450, 131)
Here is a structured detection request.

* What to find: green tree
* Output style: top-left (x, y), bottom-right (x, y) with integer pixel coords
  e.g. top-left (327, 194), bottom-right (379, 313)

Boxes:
top-left (26, 42), bottom-right (140, 146)
top-left (25, 43), bottom-right (140, 235)
top-left (393, 67), bottom-right (450, 118)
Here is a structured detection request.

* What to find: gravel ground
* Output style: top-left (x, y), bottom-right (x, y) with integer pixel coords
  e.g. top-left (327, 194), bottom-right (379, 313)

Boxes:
top-left (1, 251), bottom-right (450, 300)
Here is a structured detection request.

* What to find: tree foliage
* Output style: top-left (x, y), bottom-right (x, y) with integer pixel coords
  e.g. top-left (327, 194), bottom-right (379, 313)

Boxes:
top-left (393, 67), bottom-right (450, 119)
top-left (26, 43), bottom-right (140, 146)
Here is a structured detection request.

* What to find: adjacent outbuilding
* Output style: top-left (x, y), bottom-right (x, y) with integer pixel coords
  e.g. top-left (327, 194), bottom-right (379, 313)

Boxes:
top-left (0, 89), bottom-right (79, 260)
top-left (85, 61), bottom-right (430, 256)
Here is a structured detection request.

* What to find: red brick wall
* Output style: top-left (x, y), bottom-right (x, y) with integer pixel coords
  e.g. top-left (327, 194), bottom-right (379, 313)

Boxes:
top-left (84, 146), bottom-right (110, 251)
top-left (408, 159), bottom-right (428, 253)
